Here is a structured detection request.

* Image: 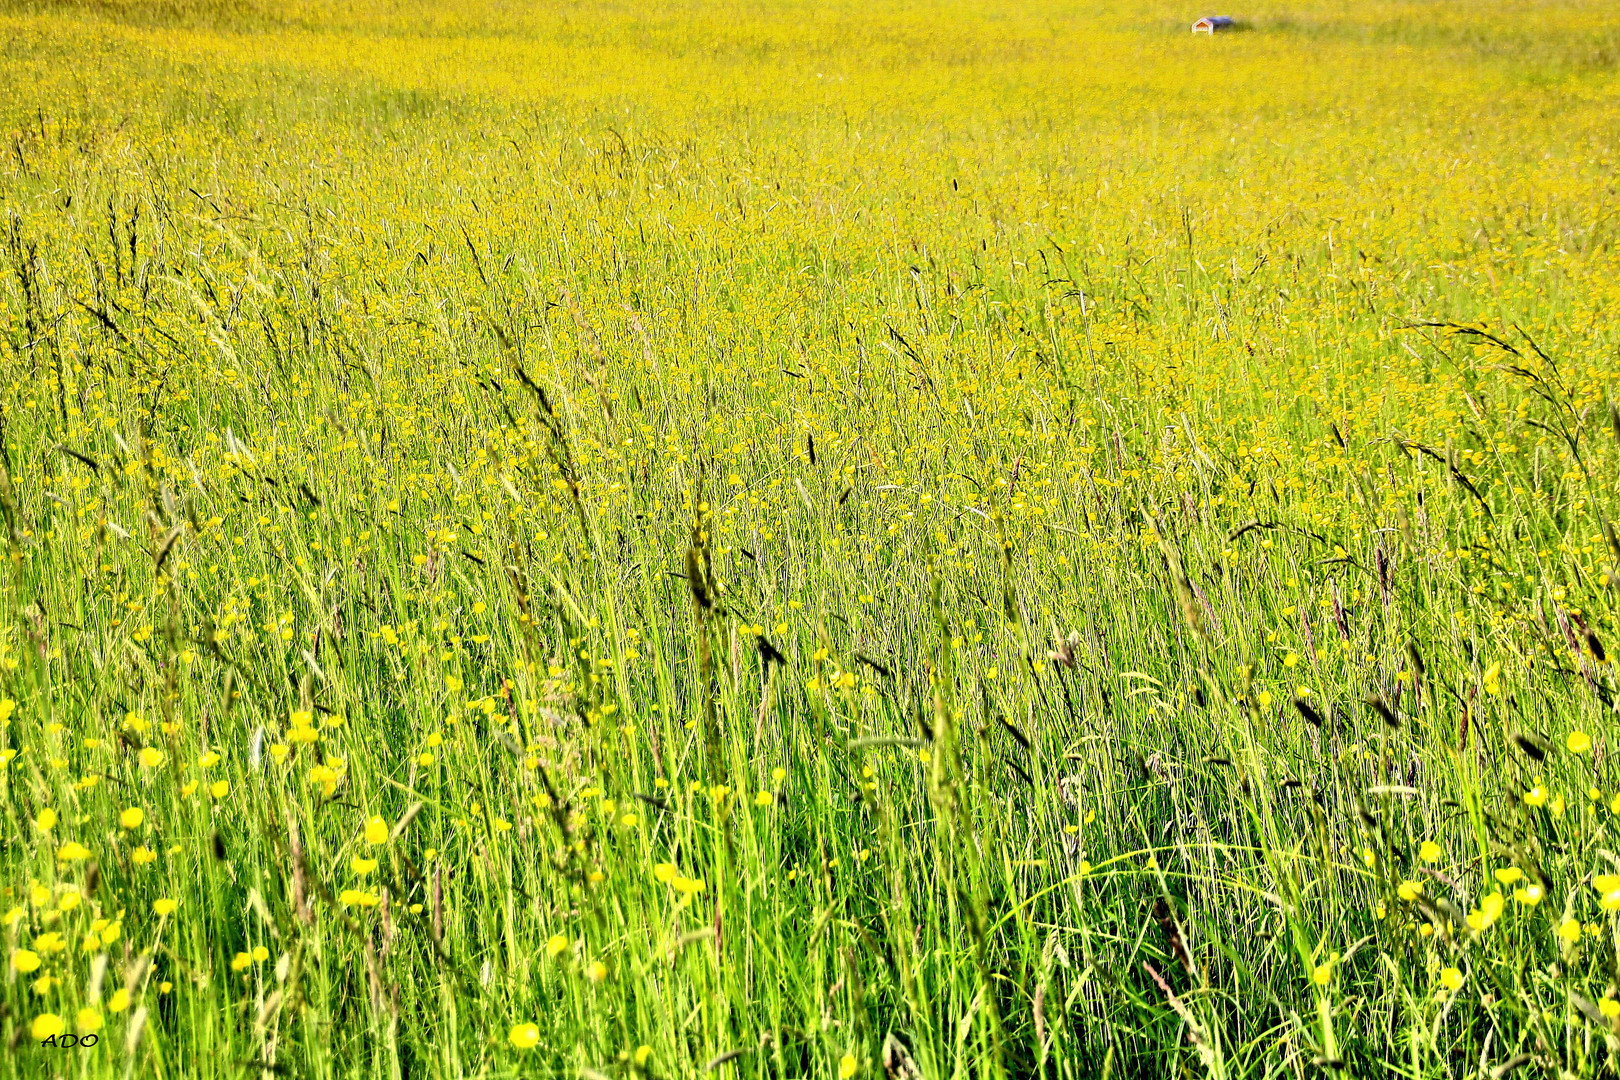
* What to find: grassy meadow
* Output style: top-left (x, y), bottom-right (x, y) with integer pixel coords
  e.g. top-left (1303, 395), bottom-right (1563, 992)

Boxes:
top-left (3, 0), bottom-right (1620, 1075)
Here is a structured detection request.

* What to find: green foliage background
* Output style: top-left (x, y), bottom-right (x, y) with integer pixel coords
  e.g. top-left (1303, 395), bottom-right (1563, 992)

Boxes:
top-left (2, 0), bottom-right (1620, 1075)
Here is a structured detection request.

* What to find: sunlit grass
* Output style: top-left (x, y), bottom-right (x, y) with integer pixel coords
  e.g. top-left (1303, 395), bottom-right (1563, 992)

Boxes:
top-left (2, 0), bottom-right (1620, 1076)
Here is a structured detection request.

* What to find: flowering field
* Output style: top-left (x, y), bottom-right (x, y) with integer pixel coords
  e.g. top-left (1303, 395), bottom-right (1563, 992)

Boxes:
top-left (2, 0), bottom-right (1620, 1075)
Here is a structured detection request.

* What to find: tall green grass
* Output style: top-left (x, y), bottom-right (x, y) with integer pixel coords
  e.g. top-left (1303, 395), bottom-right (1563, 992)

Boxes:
top-left (3, 1), bottom-right (1620, 1077)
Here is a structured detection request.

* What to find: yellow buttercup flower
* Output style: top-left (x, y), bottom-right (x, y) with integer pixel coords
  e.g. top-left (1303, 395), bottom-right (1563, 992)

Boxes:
top-left (1512, 883), bottom-right (1544, 907)
top-left (1465, 893), bottom-right (1504, 932)
top-left (31, 1013), bottom-right (65, 1041)
top-left (365, 815), bottom-right (389, 845)
top-left (509, 1023), bottom-right (540, 1049)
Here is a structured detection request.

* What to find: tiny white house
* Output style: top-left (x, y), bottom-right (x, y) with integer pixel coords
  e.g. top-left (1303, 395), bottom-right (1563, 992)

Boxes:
top-left (1191, 15), bottom-right (1235, 33)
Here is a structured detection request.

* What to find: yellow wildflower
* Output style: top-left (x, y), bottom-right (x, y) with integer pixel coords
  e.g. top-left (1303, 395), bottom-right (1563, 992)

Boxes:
top-left (31, 1014), bottom-right (65, 1041)
top-left (1465, 893), bottom-right (1503, 932)
top-left (1512, 883), bottom-right (1544, 907)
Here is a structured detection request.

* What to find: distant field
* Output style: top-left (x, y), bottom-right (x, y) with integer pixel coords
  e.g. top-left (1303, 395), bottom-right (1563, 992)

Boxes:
top-left (2, 1), bottom-right (1620, 1076)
